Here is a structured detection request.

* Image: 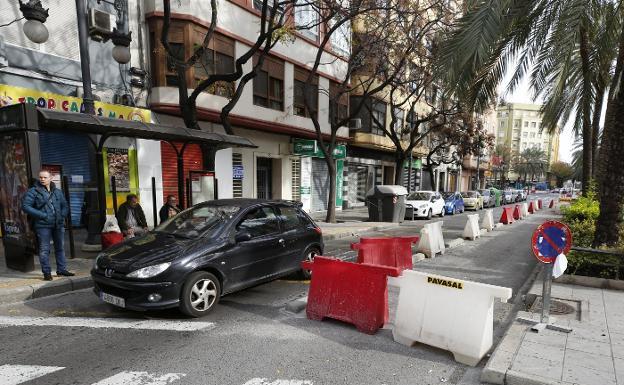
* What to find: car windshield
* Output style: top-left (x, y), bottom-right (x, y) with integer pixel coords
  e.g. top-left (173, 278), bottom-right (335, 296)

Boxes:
top-left (407, 192), bottom-right (431, 200)
top-left (479, 190), bottom-right (489, 196)
top-left (462, 191), bottom-right (477, 198)
top-left (442, 192), bottom-right (455, 200)
top-left (155, 205), bottom-right (240, 238)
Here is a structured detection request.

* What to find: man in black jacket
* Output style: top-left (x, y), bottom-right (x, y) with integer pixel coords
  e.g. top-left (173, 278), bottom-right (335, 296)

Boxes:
top-left (159, 195), bottom-right (180, 224)
top-left (116, 194), bottom-right (148, 238)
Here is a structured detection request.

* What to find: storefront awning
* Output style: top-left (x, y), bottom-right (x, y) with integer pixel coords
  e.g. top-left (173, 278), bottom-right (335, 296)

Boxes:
top-left (36, 108), bottom-right (256, 149)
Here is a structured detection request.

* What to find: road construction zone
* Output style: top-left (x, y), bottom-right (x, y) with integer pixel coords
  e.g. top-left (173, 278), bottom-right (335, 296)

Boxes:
top-left (427, 276), bottom-right (464, 290)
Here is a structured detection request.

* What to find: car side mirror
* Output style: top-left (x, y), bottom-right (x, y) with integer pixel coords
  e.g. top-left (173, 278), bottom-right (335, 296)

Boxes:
top-left (235, 231), bottom-right (252, 243)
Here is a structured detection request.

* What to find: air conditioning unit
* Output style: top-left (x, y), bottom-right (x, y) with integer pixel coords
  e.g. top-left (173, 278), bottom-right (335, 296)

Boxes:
top-left (88, 8), bottom-right (115, 41)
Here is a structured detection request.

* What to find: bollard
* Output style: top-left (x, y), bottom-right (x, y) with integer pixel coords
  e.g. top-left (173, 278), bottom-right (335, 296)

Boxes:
top-left (499, 207), bottom-right (515, 224)
top-left (522, 202), bottom-right (529, 217)
top-left (528, 201), bottom-right (535, 214)
top-left (481, 209), bottom-right (494, 232)
top-left (463, 214), bottom-right (481, 240)
top-left (513, 205), bottom-right (521, 220)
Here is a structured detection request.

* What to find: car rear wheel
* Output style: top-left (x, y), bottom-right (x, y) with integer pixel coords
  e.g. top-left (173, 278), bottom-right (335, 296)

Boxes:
top-left (180, 271), bottom-right (220, 317)
top-left (300, 246), bottom-right (320, 280)
top-left (453, 206), bottom-right (458, 215)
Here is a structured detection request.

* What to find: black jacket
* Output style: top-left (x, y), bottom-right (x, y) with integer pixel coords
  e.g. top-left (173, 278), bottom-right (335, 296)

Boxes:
top-left (159, 203), bottom-right (180, 224)
top-left (116, 202), bottom-right (147, 231)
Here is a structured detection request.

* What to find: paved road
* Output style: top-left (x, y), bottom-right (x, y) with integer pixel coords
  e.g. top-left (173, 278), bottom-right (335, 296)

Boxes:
top-left (0, 195), bottom-right (558, 385)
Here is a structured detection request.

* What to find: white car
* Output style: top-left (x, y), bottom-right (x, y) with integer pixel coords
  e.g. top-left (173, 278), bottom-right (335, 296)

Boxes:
top-left (405, 191), bottom-right (445, 219)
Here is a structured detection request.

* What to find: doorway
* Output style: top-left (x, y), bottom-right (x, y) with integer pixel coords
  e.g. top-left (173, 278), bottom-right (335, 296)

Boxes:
top-left (256, 157), bottom-right (273, 199)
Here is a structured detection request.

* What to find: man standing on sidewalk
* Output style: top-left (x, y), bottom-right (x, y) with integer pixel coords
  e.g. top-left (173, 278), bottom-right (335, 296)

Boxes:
top-left (21, 170), bottom-right (74, 281)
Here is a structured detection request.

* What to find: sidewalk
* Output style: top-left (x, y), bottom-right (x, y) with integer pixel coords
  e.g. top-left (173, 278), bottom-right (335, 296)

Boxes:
top-left (483, 275), bottom-right (624, 385)
top-left (312, 206), bottom-right (400, 240)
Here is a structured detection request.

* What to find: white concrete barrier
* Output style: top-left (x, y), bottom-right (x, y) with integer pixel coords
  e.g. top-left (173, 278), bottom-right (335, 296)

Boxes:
top-left (521, 203), bottom-right (529, 217)
top-left (532, 200), bottom-right (539, 211)
top-left (388, 270), bottom-right (512, 366)
top-left (481, 209), bottom-right (494, 232)
top-left (417, 221), bottom-right (445, 258)
top-left (463, 214), bottom-right (481, 240)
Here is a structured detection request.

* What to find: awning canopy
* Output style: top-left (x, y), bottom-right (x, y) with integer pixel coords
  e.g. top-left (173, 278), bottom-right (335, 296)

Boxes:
top-left (35, 107), bottom-right (256, 149)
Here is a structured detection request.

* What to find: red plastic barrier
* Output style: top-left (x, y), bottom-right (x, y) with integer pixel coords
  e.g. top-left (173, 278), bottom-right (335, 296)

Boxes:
top-left (513, 205), bottom-right (521, 220)
top-left (302, 256), bottom-right (400, 334)
top-left (101, 232), bottom-right (124, 250)
top-left (549, 199), bottom-right (555, 208)
top-left (528, 201), bottom-right (535, 214)
top-left (499, 207), bottom-right (515, 224)
top-left (351, 236), bottom-right (419, 273)
top-left (538, 199), bottom-right (543, 209)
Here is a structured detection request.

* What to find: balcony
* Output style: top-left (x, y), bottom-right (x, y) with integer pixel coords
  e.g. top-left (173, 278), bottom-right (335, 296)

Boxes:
top-left (463, 155), bottom-right (491, 171)
top-left (351, 132), bottom-right (428, 156)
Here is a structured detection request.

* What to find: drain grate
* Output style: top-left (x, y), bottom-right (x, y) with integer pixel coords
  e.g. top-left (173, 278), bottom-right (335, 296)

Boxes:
top-left (530, 297), bottom-right (580, 319)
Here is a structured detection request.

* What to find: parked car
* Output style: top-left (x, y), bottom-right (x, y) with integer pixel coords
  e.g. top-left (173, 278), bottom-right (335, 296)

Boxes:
top-left (489, 187), bottom-right (503, 206)
top-left (479, 189), bottom-right (495, 208)
top-left (519, 189), bottom-right (527, 201)
top-left (513, 189), bottom-right (523, 202)
top-left (442, 192), bottom-right (464, 215)
top-left (92, 199), bottom-right (323, 317)
top-left (405, 191), bottom-right (445, 219)
top-left (461, 191), bottom-right (483, 210)
top-left (503, 190), bottom-right (515, 204)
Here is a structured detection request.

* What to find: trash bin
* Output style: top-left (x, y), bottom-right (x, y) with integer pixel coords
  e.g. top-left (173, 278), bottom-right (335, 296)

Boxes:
top-left (366, 185), bottom-right (408, 223)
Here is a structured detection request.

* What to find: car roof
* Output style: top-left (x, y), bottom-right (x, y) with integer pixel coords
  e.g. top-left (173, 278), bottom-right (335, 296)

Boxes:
top-left (195, 199), bottom-right (301, 209)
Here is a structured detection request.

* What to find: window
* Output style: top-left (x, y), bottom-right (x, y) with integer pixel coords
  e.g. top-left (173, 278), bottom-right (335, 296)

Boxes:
top-left (291, 158), bottom-right (301, 202)
top-left (329, 81), bottom-right (348, 125)
top-left (237, 206), bottom-right (280, 237)
top-left (163, 27), bottom-right (185, 87)
top-left (406, 110), bottom-right (417, 133)
top-left (253, 54), bottom-right (284, 111)
top-left (393, 108), bottom-right (405, 133)
top-left (498, 131), bottom-right (505, 138)
top-left (371, 99), bottom-right (387, 136)
top-left (530, 132), bottom-right (536, 138)
top-left (294, 67), bottom-right (318, 118)
top-left (295, 1), bottom-right (319, 41)
top-left (253, 0), bottom-right (284, 15)
top-left (514, 119), bottom-right (520, 128)
top-left (499, 121), bottom-right (505, 128)
top-left (522, 143), bottom-right (527, 149)
top-left (531, 122), bottom-right (537, 128)
top-left (277, 206), bottom-right (301, 231)
top-left (513, 129), bottom-right (519, 138)
top-left (524, 121), bottom-right (528, 128)
top-left (330, 17), bottom-right (350, 56)
top-left (193, 33), bottom-right (235, 97)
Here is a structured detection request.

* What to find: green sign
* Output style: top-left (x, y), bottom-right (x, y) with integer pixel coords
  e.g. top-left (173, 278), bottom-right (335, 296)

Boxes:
top-left (300, 186), bottom-right (311, 194)
top-left (293, 138), bottom-right (346, 159)
top-left (336, 159), bottom-right (344, 207)
top-left (403, 158), bottom-right (422, 169)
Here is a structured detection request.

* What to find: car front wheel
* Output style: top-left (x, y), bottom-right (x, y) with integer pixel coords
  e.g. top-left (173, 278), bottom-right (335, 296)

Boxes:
top-left (300, 246), bottom-right (320, 280)
top-left (440, 207), bottom-right (445, 217)
top-left (180, 271), bottom-right (221, 317)
top-left (426, 209), bottom-right (432, 220)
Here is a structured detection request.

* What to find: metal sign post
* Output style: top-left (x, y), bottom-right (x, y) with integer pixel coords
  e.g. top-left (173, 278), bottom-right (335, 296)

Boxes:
top-left (518, 220), bottom-right (573, 333)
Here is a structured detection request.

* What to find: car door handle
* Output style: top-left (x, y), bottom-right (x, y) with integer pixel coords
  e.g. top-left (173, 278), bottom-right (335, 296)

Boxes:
top-left (278, 238), bottom-right (285, 247)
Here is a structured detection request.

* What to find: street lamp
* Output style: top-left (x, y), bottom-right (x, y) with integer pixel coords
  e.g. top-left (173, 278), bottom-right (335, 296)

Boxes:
top-left (111, 28), bottom-right (132, 64)
top-left (19, 0), bottom-right (49, 44)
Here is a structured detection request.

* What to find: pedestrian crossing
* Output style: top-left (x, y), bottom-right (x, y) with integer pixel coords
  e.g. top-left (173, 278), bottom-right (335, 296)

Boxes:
top-left (0, 365), bottom-right (313, 385)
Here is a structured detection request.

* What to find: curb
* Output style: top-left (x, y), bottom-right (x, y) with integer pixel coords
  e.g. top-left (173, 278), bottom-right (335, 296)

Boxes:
top-left (285, 296), bottom-right (308, 313)
top-left (321, 224), bottom-right (399, 241)
top-left (0, 276), bottom-right (93, 305)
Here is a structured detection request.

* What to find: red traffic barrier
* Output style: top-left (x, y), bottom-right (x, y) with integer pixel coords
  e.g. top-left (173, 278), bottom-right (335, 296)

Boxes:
top-left (549, 199), bottom-right (555, 208)
top-left (351, 236), bottom-right (419, 273)
top-left (538, 199), bottom-right (543, 209)
top-left (499, 206), bottom-right (515, 224)
top-left (528, 201), bottom-right (535, 213)
top-left (101, 232), bottom-right (124, 250)
top-left (302, 256), bottom-right (400, 334)
top-left (513, 205), bottom-right (521, 220)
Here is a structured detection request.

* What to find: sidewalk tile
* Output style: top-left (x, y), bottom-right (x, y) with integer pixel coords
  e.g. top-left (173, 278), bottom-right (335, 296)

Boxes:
top-left (614, 358), bottom-right (624, 385)
top-left (568, 325), bottom-right (611, 343)
top-left (511, 354), bottom-right (562, 381)
top-left (517, 340), bottom-right (565, 362)
top-left (523, 329), bottom-right (567, 349)
top-left (562, 364), bottom-right (617, 385)
top-left (566, 337), bottom-right (612, 357)
top-left (613, 343), bottom-right (624, 360)
top-left (611, 332), bottom-right (624, 346)
top-left (564, 348), bottom-right (615, 373)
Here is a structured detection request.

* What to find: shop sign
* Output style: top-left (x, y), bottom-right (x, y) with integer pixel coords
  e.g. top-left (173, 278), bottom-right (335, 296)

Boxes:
top-left (233, 165), bottom-right (244, 180)
top-left (293, 138), bottom-right (346, 159)
top-left (300, 186), bottom-right (311, 194)
top-left (0, 84), bottom-right (151, 122)
top-left (403, 158), bottom-right (422, 169)
top-left (0, 104), bottom-right (24, 131)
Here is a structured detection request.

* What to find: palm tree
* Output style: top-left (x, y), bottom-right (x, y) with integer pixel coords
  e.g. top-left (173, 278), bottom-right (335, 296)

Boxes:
top-left (513, 148), bottom-right (548, 184)
top-left (439, 0), bottom-right (624, 245)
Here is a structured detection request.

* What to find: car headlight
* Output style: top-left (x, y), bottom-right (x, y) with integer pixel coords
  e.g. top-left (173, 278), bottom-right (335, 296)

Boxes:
top-left (419, 204), bottom-right (428, 209)
top-left (94, 253), bottom-right (104, 269)
top-left (126, 262), bottom-right (171, 279)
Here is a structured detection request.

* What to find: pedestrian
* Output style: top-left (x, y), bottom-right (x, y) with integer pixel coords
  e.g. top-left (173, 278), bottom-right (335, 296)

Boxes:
top-left (21, 170), bottom-right (74, 281)
top-left (117, 193), bottom-right (148, 238)
top-left (159, 195), bottom-right (180, 224)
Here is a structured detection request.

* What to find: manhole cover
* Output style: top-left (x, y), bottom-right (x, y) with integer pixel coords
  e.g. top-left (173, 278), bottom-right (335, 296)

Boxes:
top-left (531, 297), bottom-right (579, 316)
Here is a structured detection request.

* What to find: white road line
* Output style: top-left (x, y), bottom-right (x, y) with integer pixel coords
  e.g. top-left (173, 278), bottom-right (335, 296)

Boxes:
top-left (0, 364), bottom-right (65, 385)
top-left (0, 316), bottom-right (215, 332)
top-left (243, 379), bottom-right (313, 385)
top-left (91, 371), bottom-right (185, 385)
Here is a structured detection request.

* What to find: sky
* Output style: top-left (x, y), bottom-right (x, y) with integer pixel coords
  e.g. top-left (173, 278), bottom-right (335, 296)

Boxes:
top-left (500, 70), bottom-right (576, 163)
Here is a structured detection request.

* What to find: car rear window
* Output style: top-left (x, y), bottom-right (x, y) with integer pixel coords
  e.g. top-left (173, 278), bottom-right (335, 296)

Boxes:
top-left (278, 206), bottom-right (301, 231)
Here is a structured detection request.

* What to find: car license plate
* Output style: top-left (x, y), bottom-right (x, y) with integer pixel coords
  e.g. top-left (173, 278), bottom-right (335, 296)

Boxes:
top-left (100, 292), bottom-right (125, 308)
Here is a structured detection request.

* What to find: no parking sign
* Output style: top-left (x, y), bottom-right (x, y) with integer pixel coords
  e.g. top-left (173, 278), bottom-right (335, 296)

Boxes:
top-left (531, 221), bottom-right (572, 264)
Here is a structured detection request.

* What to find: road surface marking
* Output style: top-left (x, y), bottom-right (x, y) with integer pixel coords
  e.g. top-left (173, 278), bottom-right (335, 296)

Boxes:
top-left (0, 364), bottom-right (64, 385)
top-left (91, 371), bottom-right (185, 385)
top-left (0, 316), bottom-right (215, 331)
top-left (243, 379), bottom-right (313, 385)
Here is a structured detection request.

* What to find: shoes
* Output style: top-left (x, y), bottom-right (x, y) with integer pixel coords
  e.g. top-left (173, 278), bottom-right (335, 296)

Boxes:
top-left (56, 270), bottom-right (75, 277)
top-left (43, 273), bottom-right (53, 281)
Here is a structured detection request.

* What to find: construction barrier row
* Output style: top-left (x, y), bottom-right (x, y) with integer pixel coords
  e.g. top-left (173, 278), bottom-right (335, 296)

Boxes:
top-left (417, 221), bottom-right (445, 258)
top-left (351, 236), bottom-right (419, 273)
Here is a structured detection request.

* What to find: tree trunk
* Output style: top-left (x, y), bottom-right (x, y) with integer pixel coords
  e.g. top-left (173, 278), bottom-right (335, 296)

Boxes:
top-left (429, 167), bottom-right (436, 191)
top-left (593, 28), bottom-right (624, 247)
top-left (394, 152), bottom-right (406, 186)
top-left (591, 86), bottom-right (604, 177)
top-left (324, 157), bottom-right (337, 223)
top-left (579, 24), bottom-right (593, 195)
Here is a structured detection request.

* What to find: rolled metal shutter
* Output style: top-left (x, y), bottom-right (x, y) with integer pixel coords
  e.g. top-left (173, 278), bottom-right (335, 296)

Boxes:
top-left (160, 142), bottom-right (203, 207)
top-left (39, 131), bottom-right (94, 227)
top-left (311, 158), bottom-right (329, 212)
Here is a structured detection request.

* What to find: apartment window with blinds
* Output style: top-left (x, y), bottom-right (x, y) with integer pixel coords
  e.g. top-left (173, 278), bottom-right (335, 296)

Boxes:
top-left (294, 67), bottom-right (318, 118)
top-left (253, 54), bottom-right (284, 111)
top-left (329, 81), bottom-right (348, 125)
top-left (193, 31), bottom-right (235, 98)
top-left (371, 99), bottom-right (387, 136)
top-left (232, 153), bottom-right (243, 198)
top-left (291, 158), bottom-right (301, 202)
top-left (163, 27), bottom-right (185, 87)
top-left (393, 108), bottom-right (404, 133)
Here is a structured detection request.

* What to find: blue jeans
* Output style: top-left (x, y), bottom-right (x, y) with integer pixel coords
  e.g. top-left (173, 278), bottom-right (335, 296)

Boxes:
top-left (35, 227), bottom-right (67, 274)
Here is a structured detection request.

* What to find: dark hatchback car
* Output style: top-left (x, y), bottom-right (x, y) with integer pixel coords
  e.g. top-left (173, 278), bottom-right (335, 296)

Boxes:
top-left (92, 199), bottom-right (323, 317)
